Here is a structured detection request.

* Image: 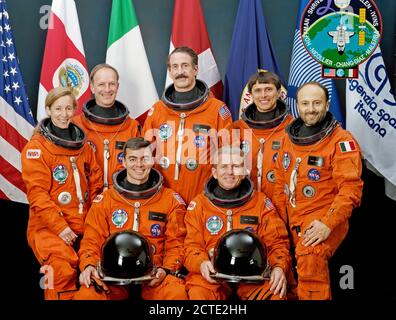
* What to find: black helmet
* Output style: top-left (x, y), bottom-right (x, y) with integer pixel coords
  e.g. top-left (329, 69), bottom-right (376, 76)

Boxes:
top-left (100, 231), bottom-right (153, 280)
top-left (213, 229), bottom-right (267, 281)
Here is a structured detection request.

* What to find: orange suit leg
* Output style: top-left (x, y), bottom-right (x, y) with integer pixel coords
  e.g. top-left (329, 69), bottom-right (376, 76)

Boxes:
top-left (73, 284), bottom-right (129, 300)
top-left (237, 281), bottom-right (286, 300)
top-left (185, 274), bottom-right (231, 300)
top-left (142, 275), bottom-right (188, 300)
top-left (293, 221), bottom-right (349, 300)
top-left (31, 230), bottom-right (79, 300)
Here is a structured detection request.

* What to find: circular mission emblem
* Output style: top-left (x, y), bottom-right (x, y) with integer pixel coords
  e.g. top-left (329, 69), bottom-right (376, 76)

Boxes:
top-left (300, 0), bottom-right (382, 69)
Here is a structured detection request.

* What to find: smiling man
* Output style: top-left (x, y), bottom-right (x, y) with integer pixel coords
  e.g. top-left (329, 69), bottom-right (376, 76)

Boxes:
top-left (73, 64), bottom-right (140, 190)
top-left (74, 137), bottom-right (187, 300)
top-left (273, 81), bottom-right (363, 300)
top-left (230, 71), bottom-right (293, 199)
top-left (184, 146), bottom-right (290, 300)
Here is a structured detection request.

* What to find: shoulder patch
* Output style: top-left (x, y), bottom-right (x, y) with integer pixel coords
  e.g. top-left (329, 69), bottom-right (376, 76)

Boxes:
top-left (26, 149), bottom-right (41, 159)
top-left (339, 140), bottom-right (357, 153)
top-left (219, 105), bottom-right (231, 120)
top-left (93, 194), bottom-right (104, 203)
top-left (187, 201), bottom-right (196, 211)
top-left (173, 193), bottom-right (186, 205)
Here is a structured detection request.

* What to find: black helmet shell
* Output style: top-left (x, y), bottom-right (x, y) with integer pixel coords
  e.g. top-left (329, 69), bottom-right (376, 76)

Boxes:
top-left (101, 231), bottom-right (153, 279)
top-left (213, 229), bottom-right (267, 277)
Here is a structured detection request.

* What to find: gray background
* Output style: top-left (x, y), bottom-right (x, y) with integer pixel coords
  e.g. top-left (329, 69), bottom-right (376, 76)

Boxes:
top-left (7, 0), bottom-right (396, 119)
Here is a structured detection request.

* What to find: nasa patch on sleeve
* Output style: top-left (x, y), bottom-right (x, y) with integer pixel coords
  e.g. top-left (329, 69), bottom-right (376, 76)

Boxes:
top-left (26, 149), bottom-right (41, 159)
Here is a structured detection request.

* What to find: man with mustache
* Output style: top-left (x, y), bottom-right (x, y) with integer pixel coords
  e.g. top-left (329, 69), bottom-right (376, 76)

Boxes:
top-left (272, 82), bottom-right (363, 300)
top-left (143, 46), bottom-right (232, 204)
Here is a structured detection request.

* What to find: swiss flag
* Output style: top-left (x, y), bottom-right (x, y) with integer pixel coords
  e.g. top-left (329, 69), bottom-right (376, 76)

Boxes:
top-left (165, 0), bottom-right (223, 99)
top-left (37, 0), bottom-right (91, 121)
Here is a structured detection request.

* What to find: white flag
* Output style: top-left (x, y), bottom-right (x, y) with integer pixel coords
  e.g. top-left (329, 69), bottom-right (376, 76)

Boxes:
top-left (346, 46), bottom-right (396, 200)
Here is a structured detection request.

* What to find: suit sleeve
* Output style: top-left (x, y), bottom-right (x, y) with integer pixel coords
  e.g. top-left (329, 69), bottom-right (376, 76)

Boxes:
top-left (320, 138), bottom-right (363, 230)
top-left (184, 200), bottom-right (209, 274)
top-left (258, 197), bottom-right (291, 273)
top-left (162, 197), bottom-right (187, 272)
top-left (78, 198), bottom-right (110, 271)
top-left (21, 142), bottom-right (68, 235)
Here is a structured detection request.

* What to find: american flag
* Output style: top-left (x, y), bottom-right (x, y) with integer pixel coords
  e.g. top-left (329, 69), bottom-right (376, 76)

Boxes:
top-left (0, 0), bottom-right (35, 203)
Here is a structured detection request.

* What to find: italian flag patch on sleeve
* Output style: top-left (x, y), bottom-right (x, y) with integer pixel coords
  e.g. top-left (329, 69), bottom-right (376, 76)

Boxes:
top-left (339, 140), bottom-right (356, 153)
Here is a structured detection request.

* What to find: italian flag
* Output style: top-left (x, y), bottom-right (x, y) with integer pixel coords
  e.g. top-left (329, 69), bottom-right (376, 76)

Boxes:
top-left (106, 0), bottom-right (158, 124)
top-left (165, 0), bottom-right (223, 99)
top-left (339, 140), bottom-right (356, 153)
top-left (37, 0), bottom-right (91, 121)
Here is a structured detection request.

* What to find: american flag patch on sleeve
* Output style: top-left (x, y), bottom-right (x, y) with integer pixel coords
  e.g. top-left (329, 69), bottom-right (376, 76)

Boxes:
top-left (219, 105), bottom-right (231, 120)
top-left (339, 140), bottom-right (357, 153)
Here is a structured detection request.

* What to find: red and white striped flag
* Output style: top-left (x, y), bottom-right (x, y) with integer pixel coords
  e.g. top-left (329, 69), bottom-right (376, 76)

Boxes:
top-left (37, 0), bottom-right (91, 121)
top-left (165, 0), bottom-right (223, 99)
top-left (0, 0), bottom-right (36, 203)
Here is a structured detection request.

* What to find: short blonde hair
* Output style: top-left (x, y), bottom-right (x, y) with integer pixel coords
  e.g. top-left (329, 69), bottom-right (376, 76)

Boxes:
top-left (45, 86), bottom-right (77, 110)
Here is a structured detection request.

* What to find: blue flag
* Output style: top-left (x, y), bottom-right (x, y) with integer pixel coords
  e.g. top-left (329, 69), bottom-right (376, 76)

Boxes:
top-left (223, 0), bottom-right (284, 120)
top-left (0, 0), bottom-right (36, 203)
top-left (287, 0), bottom-right (345, 127)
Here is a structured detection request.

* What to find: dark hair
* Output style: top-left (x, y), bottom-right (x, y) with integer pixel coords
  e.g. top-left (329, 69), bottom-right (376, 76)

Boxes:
top-left (247, 71), bottom-right (281, 93)
top-left (122, 137), bottom-right (152, 157)
top-left (167, 46), bottom-right (198, 69)
top-left (90, 63), bottom-right (119, 83)
top-left (296, 81), bottom-right (329, 102)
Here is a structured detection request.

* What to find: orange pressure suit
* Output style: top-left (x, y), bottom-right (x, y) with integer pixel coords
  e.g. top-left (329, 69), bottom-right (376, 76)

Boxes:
top-left (230, 100), bottom-right (293, 199)
top-left (73, 99), bottom-right (140, 189)
top-left (74, 168), bottom-right (187, 300)
top-left (142, 80), bottom-right (232, 203)
top-left (184, 177), bottom-right (291, 300)
top-left (21, 119), bottom-right (103, 300)
top-left (272, 113), bottom-right (363, 300)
